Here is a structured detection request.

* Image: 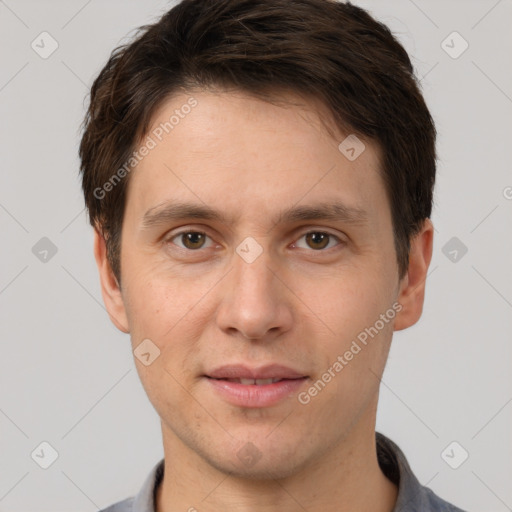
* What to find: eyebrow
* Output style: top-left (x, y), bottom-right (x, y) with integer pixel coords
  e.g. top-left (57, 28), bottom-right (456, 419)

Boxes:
top-left (141, 200), bottom-right (369, 230)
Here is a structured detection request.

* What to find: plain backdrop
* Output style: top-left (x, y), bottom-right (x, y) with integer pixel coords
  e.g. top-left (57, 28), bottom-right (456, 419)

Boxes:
top-left (1, 1), bottom-right (511, 511)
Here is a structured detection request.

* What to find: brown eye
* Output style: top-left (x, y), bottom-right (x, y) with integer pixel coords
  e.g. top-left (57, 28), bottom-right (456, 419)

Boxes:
top-left (293, 231), bottom-right (342, 251)
top-left (170, 231), bottom-right (210, 250)
top-left (305, 232), bottom-right (331, 250)
top-left (182, 232), bottom-right (206, 249)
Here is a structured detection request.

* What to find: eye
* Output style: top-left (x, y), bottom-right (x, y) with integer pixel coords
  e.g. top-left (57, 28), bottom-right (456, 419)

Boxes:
top-left (293, 231), bottom-right (342, 251)
top-left (168, 231), bottom-right (215, 250)
top-left (165, 229), bottom-right (343, 253)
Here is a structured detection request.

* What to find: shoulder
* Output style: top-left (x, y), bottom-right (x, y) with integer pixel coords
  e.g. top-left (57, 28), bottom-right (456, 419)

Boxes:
top-left (422, 486), bottom-right (468, 512)
top-left (375, 432), bottom-right (467, 512)
top-left (98, 497), bottom-right (134, 512)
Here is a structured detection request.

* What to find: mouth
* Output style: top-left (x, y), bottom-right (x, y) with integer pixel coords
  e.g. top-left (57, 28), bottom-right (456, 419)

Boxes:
top-left (207, 377), bottom-right (304, 385)
top-left (204, 376), bottom-right (309, 408)
top-left (203, 366), bottom-right (309, 407)
top-left (205, 363), bottom-right (307, 381)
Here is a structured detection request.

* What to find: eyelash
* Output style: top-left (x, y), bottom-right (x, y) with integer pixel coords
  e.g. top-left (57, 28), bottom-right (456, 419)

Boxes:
top-left (164, 229), bottom-right (344, 253)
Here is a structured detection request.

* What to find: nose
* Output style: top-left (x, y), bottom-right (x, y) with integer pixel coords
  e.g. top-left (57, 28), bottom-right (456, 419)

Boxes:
top-left (215, 244), bottom-right (293, 341)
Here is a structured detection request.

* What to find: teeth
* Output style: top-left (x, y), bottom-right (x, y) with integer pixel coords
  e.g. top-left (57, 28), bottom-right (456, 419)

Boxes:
top-left (237, 378), bottom-right (281, 385)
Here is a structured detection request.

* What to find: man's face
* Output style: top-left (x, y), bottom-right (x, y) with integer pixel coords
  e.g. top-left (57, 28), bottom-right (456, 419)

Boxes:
top-left (106, 89), bottom-right (406, 478)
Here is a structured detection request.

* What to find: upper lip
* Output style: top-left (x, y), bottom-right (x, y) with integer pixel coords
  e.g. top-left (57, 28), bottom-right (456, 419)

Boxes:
top-left (206, 364), bottom-right (307, 380)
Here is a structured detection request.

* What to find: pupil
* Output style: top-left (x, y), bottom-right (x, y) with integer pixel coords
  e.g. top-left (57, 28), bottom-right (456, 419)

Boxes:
top-left (308, 232), bottom-right (328, 249)
top-left (185, 232), bottom-right (204, 248)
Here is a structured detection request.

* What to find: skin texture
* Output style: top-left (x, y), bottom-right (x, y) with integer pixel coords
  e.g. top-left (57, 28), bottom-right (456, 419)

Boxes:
top-left (94, 89), bottom-right (433, 512)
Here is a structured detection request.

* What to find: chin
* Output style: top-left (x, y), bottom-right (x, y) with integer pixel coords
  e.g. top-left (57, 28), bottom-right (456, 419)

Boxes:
top-left (201, 435), bottom-right (312, 481)
top-left (212, 453), bottom-right (307, 481)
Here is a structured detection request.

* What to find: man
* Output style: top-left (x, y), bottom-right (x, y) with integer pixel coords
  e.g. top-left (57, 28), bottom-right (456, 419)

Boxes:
top-left (79, 0), bottom-right (466, 510)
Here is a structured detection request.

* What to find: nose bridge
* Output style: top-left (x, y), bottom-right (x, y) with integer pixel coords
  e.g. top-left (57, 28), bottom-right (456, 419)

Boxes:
top-left (215, 237), bottom-right (291, 339)
top-left (231, 238), bottom-right (277, 304)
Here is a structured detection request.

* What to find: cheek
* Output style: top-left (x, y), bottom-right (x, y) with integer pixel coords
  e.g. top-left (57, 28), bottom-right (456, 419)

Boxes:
top-left (123, 264), bottom-right (219, 380)
top-left (305, 265), bottom-right (389, 331)
top-left (121, 257), bottom-right (186, 334)
top-left (306, 315), bottom-right (395, 421)
top-left (123, 278), bottom-right (167, 342)
top-left (304, 266), bottom-right (396, 382)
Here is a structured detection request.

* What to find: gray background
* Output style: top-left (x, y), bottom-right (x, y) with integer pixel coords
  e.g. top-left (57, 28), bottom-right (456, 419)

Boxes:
top-left (1, 0), bottom-right (511, 510)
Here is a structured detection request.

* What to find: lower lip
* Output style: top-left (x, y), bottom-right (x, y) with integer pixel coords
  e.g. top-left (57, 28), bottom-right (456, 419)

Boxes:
top-left (205, 377), bottom-right (308, 408)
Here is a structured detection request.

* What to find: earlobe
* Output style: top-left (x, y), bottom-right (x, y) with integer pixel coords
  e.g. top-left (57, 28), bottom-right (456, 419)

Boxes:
top-left (93, 228), bottom-right (130, 333)
top-left (394, 219), bottom-right (434, 331)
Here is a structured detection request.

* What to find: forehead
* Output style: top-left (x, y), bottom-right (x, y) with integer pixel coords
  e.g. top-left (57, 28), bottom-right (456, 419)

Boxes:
top-left (124, 89), bottom-right (387, 226)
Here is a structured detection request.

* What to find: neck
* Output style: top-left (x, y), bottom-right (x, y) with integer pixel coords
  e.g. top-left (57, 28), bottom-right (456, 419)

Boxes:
top-left (155, 418), bottom-right (398, 512)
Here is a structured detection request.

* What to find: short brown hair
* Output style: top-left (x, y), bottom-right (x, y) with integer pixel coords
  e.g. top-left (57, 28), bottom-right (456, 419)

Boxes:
top-left (79, 0), bottom-right (436, 284)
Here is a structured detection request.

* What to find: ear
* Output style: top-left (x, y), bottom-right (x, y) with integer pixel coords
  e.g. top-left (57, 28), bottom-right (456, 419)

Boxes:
top-left (93, 228), bottom-right (130, 333)
top-left (394, 218), bottom-right (434, 331)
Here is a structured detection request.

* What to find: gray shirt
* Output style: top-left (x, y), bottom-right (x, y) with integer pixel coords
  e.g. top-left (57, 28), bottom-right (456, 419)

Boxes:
top-left (100, 432), bottom-right (467, 512)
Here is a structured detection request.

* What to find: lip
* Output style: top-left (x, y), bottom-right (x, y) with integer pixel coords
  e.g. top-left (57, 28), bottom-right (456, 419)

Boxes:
top-left (206, 364), bottom-right (306, 380)
top-left (204, 364), bottom-right (309, 408)
top-left (205, 377), bottom-right (308, 408)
